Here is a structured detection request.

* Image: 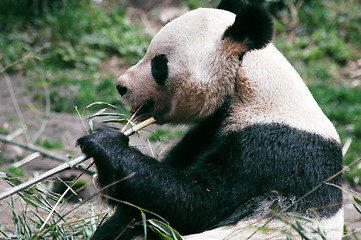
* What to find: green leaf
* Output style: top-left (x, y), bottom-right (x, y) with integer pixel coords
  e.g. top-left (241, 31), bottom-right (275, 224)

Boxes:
top-left (89, 119), bottom-right (94, 133)
top-left (353, 196), bottom-right (361, 206)
top-left (148, 219), bottom-right (183, 240)
top-left (87, 112), bottom-right (126, 119)
top-left (141, 211), bottom-right (147, 240)
top-left (286, 212), bottom-right (314, 223)
top-left (353, 203), bottom-right (361, 215)
top-left (149, 226), bottom-right (173, 240)
top-left (0, 227), bottom-right (11, 238)
top-left (89, 205), bottom-right (97, 234)
top-left (101, 119), bottom-right (127, 124)
top-left (86, 102), bottom-right (117, 109)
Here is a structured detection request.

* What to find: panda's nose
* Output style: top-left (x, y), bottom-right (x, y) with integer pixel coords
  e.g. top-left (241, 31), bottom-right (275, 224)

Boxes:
top-left (116, 85), bottom-right (128, 96)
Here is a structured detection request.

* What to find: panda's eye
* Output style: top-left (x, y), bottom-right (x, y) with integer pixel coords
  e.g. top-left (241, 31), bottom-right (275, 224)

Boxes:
top-left (151, 54), bottom-right (168, 85)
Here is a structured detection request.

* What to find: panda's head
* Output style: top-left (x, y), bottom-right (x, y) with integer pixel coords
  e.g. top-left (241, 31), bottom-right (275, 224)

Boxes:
top-left (116, 1), bottom-right (273, 124)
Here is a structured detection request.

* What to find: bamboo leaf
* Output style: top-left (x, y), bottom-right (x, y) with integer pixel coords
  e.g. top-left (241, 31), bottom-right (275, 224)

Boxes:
top-left (170, 228), bottom-right (183, 240)
top-left (353, 196), bottom-right (361, 206)
top-left (343, 224), bottom-right (348, 238)
top-left (86, 102), bottom-right (117, 109)
top-left (148, 219), bottom-right (172, 236)
top-left (141, 211), bottom-right (147, 240)
top-left (101, 119), bottom-right (127, 123)
top-left (87, 112), bottom-right (126, 119)
top-left (149, 226), bottom-right (173, 240)
top-left (88, 108), bottom-right (107, 118)
top-left (56, 177), bottom-right (82, 201)
top-left (286, 212), bottom-right (314, 223)
top-left (353, 203), bottom-right (361, 215)
top-left (29, 209), bottom-right (45, 226)
top-left (148, 219), bottom-right (183, 240)
top-left (89, 205), bottom-right (97, 234)
top-left (89, 119), bottom-right (94, 133)
top-left (0, 227), bottom-right (11, 238)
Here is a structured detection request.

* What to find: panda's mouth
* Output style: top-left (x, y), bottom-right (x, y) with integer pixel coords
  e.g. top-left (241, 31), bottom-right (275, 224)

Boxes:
top-left (130, 99), bottom-right (154, 121)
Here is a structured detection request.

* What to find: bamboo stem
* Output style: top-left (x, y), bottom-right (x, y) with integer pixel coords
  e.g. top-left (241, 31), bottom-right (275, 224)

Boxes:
top-left (123, 117), bottom-right (156, 136)
top-left (0, 134), bottom-right (81, 166)
top-left (0, 117), bottom-right (156, 200)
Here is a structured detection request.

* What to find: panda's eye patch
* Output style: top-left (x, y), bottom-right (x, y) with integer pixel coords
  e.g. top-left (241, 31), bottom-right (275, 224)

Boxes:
top-left (151, 54), bottom-right (168, 85)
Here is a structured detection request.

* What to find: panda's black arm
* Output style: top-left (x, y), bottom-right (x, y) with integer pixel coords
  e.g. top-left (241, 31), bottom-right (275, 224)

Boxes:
top-left (77, 123), bottom-right (344, 235)
top-left (77, 128), bottom-right (254, 234)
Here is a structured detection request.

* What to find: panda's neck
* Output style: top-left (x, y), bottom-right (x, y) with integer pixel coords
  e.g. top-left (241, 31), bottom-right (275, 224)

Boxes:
top-left (193, 97), bottom-right (232, 136)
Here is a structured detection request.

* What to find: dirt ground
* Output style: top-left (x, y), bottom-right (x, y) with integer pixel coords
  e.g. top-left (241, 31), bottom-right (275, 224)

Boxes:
top-left (0, 71), bottom-right (360, 238)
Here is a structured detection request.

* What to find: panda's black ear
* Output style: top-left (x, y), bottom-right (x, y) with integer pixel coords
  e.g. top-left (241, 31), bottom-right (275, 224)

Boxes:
top-left (223, 2), bottom-right (273, 51)
top-left (217, 0), bottom-right (246, 14)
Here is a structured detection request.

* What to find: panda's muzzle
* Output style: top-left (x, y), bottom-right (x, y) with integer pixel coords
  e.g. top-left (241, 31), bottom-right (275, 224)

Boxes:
top-left (116, 84), bottom-right (154, 120)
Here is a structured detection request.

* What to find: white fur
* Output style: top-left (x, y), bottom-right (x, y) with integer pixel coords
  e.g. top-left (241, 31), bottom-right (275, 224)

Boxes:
top-left (183, 208), bottom-right (344, 240)
top-left (225, 44), bottom-right (340, 142)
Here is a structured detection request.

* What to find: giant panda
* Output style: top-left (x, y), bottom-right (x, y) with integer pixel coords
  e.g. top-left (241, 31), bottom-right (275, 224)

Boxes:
top-left (77, 0), bottom-right (344, 239)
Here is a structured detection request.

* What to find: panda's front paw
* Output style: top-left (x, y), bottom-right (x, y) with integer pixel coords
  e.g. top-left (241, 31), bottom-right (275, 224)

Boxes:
top-left (77, 128), bottom-right (129, 160)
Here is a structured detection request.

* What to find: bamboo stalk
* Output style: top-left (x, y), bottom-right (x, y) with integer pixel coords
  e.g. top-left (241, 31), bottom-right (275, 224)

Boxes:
top-left (0, 134), bottom-right (95, 174)
top-left (0, 135), bottom-right (73, 164)
top-left (0, 117), bottom-right (156, 201)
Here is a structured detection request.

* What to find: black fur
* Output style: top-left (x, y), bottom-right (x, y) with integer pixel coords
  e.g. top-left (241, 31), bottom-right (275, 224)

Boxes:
top-left (222, 1), bottom-right (274, 50)
top-left (217, 0), bottom-right (245, 14)
top-left (151, 54), bottom-right (168, 85)
top-left (77, 104), bottom-right (343, 239)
